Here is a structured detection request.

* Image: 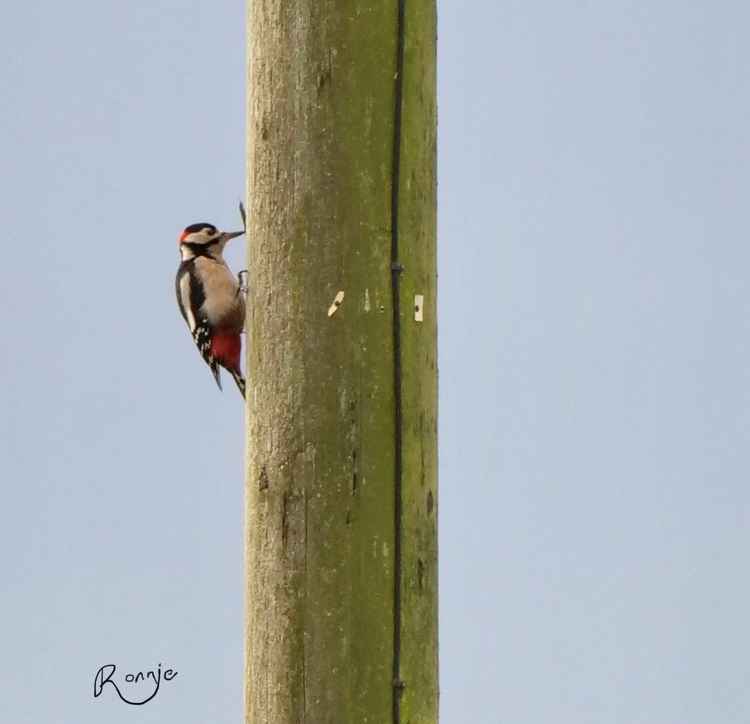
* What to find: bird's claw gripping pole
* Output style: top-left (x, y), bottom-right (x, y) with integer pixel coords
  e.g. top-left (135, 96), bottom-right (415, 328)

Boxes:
top-left (237, 201), bottom-right (249, 298)
top-left (238, 270), bottom-right (249, 295)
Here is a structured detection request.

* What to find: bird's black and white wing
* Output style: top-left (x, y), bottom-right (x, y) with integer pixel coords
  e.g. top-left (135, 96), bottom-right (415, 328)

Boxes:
top-left (175, 262), bottom-right (222, 390)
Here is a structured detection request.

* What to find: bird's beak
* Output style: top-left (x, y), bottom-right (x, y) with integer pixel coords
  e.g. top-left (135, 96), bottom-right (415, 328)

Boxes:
top-left (221, 230), bottom-right (244, 242)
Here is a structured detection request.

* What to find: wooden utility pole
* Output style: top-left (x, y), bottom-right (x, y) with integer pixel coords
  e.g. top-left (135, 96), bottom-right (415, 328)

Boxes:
top-left (244, 2), bottom-right (437, 722)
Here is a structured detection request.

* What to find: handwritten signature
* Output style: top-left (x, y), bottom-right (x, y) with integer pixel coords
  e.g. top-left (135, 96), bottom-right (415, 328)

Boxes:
top-left (93, 662), bottom-right (178, 705)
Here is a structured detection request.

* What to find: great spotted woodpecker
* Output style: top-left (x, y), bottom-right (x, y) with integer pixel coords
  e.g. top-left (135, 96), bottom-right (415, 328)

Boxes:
top-left (175, 223), bottom-right (246, 398)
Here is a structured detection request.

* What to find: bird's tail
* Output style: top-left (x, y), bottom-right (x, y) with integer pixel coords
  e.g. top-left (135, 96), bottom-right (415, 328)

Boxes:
top-left (229, 369), bottom-right (246, 399)
top-left (210, 360), bottom-right (222, 391)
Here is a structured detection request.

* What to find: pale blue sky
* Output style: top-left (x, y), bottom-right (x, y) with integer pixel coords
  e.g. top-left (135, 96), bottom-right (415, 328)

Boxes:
top-left (2, 1), bottom-right (750, 722)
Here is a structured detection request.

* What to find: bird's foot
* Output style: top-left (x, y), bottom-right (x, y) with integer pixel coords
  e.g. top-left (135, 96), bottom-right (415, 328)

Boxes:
top-left (238, 270), bottom-right (249, 295)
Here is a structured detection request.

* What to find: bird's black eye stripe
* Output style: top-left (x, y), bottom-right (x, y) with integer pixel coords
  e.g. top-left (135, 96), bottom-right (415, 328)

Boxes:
top-left (184, 242), bottom-right (218, 257)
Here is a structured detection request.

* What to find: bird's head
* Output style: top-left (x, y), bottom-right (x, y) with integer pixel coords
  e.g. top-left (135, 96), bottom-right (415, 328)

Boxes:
top-left (178, 223), bottom-right (244, 260)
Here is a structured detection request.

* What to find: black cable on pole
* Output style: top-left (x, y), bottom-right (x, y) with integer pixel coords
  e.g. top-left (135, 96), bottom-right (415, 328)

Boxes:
top-left (390, 0), bottom-right (407, 721)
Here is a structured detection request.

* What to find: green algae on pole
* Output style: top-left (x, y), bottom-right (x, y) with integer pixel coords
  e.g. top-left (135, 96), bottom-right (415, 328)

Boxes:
top-left (244, 2), bottom-right (437, 721)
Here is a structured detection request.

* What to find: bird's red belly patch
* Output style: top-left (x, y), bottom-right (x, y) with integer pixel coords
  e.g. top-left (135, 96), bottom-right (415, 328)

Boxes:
top-left (211, 332), bottom-right (241, 371)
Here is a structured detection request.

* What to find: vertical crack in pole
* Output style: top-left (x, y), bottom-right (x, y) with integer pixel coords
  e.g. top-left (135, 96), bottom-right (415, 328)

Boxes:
top-left (390, 0), bottom-right (407, 722)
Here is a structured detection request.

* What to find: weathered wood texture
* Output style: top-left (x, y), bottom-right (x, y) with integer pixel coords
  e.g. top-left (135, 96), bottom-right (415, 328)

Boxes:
top-left (244, 2), bottom-right (437, 722)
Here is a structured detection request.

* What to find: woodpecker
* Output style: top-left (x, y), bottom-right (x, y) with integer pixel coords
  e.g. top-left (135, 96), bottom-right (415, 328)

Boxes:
top-left (175, 222), bottom-right (247, 398)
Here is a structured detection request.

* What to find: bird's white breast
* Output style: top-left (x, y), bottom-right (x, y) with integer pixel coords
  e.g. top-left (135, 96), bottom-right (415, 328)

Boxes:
top-left (195, 257), bottom-right (245, 331)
